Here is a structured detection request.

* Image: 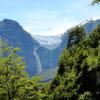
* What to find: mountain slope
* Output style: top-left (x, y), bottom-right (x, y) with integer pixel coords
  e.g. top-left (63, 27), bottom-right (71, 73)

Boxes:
top-left (0, 19), bottom-right (39, 76)
top-left (0, 19), bottom-right (100, 77)
top-left (32, 35), bottom-right (62, 50)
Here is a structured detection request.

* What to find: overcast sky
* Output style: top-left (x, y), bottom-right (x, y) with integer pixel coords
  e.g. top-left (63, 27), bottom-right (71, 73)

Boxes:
top-left (0, 0), bottom-right (100, 36)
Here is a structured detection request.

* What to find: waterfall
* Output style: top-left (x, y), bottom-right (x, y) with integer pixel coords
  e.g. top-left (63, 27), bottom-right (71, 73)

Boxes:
top-left (50, 51), bottom-right (53, 68)
top-left (33, 47), bottom-right (42, 74)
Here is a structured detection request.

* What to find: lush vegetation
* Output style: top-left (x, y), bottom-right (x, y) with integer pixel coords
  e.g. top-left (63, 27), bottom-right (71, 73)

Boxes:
top-left (0, 1), bottom-right (100, 100)
top-left (50, 25), bottom-right (100, 100)
top-left (92, 0), bottom-right (100, 4)
top-left (0, 40), bottom-right (50, 100)
top-left (0, 24), bottom-right (100, 100)
top-left (0, 3), bottom-right (100, 99)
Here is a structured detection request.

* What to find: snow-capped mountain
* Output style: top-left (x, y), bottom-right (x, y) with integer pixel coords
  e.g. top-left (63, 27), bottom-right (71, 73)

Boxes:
top-left (32, 35), bottom-right (62, 50)
top-left (0, 19), bottom-right (100, 77)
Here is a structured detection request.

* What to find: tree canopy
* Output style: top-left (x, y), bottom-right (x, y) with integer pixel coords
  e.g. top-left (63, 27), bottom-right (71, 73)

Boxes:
top-left (92, 0), bottom-right (100, 5)
top-left (0, 39), bottom-right (50, 100)
top-left (50, 25), bottom-right (100, 100)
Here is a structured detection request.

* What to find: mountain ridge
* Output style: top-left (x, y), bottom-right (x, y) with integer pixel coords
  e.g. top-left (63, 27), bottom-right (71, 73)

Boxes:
top-left (0, 18), bottom-right (100, 77)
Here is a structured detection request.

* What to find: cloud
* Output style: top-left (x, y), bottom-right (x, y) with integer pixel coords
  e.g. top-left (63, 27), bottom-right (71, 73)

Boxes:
top-left (19, 0), bottom-right (100, 36)
top-left (0, 0), bottom-right (99, 36)
top-left (21, 11), bottom-right (78, 36)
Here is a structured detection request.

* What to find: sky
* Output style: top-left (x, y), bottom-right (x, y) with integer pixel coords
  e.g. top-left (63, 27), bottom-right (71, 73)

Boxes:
top-left (0, 0), bottom-right (100, 36)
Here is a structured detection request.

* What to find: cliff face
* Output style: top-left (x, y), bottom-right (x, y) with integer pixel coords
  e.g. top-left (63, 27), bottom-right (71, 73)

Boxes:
top-left (0, 19), bottom-right (39, 76)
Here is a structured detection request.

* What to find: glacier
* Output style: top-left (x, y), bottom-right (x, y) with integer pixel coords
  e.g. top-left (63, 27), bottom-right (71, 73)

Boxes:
top-left (32, 35), bottom-right (63, 50)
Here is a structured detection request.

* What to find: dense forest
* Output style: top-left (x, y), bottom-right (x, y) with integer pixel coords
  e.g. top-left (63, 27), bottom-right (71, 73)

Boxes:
top-left (0, 0), bottom-right (100, 100)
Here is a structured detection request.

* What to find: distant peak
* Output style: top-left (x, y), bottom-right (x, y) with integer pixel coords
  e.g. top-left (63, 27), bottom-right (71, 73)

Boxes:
top-left (0, 19), bottom-right (23, 30)
top-left (32, 35), bottom-right (62, 50)
top-left (2, 19), bottom-right (19, 24)
top-left (3, 19), bottom-right (15, 22)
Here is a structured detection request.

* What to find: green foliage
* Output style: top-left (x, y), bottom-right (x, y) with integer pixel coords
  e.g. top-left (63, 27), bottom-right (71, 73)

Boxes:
top-left (78, 92), bottom-right (92, 100)
top-left (67, 26), bottom-right (85, 48)
top-left (0, 46), bottom-right (28, 100)
top-left (50, 25), bottom-right (100, 100)
top-left (0, 40), bottom-right (50, 100)
top-left (92, 0), bottom-right (100, 5)
top-left (1, 25), bottom-right (100, 100)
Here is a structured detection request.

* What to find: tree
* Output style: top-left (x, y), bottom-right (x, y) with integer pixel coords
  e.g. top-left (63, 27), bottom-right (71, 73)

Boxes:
top-left (0, 46), bottom-right (29, 100)
top-left (50, 25), bottom-right (100, 100)
top-left (67, 26), bottom-right (85, 48)
top-left (0, 39), bottom-right (48, 100)
top-left (92, 0), bottom-right (100, 5)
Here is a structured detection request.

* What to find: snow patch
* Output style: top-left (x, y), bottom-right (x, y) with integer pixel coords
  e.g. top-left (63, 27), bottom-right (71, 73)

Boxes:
top-left (32, 35), bottom-right (63, 50)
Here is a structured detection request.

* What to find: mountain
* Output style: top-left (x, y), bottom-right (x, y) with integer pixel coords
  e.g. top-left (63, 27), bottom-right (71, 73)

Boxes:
top-left (0, 19), bottom-right (100, 77)
top-left (0, 19), bottom-right (39, 76)
top-left (32, 35), bottom-right (63, 71)
top-left (32, 35), bottom-right (62, 50)
top-left (50, 21), bottom-right (100, 100)
top-left (0, 19), bottom-right (63, 77)
top-left (31, 19), bottom-right (100, 76)
top-left (84, 19), bottom-right (100, 33)
top-left (60, 19), bottom-right (100, 49)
